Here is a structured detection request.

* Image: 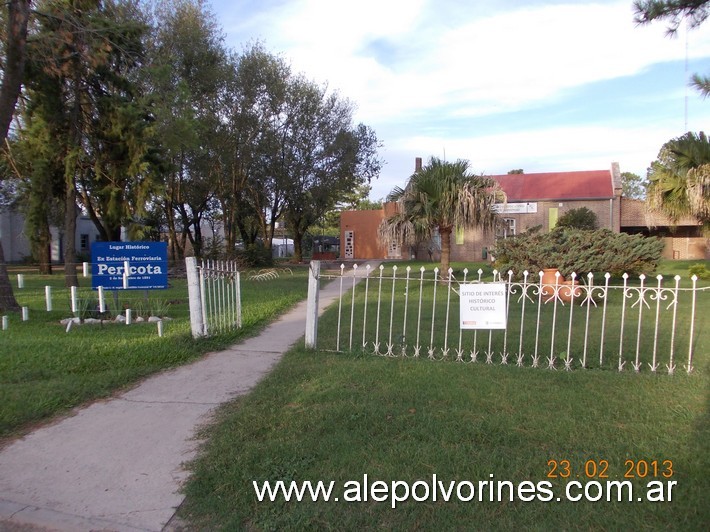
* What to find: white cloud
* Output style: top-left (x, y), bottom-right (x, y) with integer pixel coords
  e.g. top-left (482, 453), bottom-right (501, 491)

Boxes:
top-left (366, 121), bottom-right (698, 200)
top-left (213, 0), bottom-right (710, 200)
top-left (224, 0), bottom-right (709, 122)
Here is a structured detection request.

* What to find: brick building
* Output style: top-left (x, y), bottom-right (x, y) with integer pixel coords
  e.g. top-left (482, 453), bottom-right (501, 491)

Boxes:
top-left (340, 162), bottom-right (708, 261)
top-left (620, 198), bottom-right (706, 260)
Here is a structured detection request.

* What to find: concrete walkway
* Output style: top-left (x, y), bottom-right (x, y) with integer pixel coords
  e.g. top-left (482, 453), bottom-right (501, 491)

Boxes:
top-left (0, 262), bottom-right (376, 532)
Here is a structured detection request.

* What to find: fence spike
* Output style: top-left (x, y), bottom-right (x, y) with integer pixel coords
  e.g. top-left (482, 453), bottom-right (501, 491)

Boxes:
top-left (687, 275), bottom-right (698, 374)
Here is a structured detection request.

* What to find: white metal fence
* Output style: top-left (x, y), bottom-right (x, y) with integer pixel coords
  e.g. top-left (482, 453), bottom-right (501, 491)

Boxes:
top-left (309, 264), bottom-right (708, 375)
top-left (186, 257), bottom-right (242, 338)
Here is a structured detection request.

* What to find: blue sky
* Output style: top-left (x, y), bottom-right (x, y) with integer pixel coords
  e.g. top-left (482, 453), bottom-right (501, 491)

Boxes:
top-left (209, 0), bottom-right (710, 200)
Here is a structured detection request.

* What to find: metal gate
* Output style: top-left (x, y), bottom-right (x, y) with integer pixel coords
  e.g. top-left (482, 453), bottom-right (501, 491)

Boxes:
top-left (186, 257), bottom-right (242, 338)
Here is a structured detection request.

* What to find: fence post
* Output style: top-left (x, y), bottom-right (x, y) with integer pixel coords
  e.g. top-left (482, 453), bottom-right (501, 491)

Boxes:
top-left (186, 257), bottom-right (206, 338)
top-left (305, 260), bottom-right (321, 349)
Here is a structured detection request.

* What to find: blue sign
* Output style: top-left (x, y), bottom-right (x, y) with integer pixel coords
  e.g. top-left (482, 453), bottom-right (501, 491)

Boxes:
top-left (92, 241), bottom-right (168, 290)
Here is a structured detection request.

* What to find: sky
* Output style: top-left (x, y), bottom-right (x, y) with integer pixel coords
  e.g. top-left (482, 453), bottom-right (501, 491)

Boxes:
top-left (209, 0), bottom-right (710, 201)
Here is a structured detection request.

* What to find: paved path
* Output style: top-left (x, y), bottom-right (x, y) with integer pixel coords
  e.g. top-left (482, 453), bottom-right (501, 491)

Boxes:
top-left (0, 262), bottom-right (376, 532)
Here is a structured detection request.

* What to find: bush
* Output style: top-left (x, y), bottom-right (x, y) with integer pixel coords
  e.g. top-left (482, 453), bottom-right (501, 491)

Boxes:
top-left (557, 207), bottom-right (598, 230)
top-left (235, 244), bottom-right (274, 268)
top-left (688, 263), bottom-right (710, 280)
top-left (492, 227), bottom-right (664, 277)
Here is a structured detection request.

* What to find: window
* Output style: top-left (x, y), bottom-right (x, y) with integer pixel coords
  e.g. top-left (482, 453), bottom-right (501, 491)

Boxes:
top-left (455, 226), bottom-right (464, 245)
top-left (344, 230), bottom-right (354, 259)
top-left (387, 237), bottom-right (401, 259)
top-left (80, 234), bottom-right (89, 250)
top-left (432, 228), bottom-right (441, 250)
top-left (496, 218), bottom-right (516, 239)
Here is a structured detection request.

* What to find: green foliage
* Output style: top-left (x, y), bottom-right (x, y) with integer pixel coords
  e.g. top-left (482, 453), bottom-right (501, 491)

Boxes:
top-left (688, 263), bottom-right (710, 280)
top-left (23, 0), bottom-right (158, 243)
top-left (645, 131), bottom-right (710, 234)
top-left (492, 227), bottom-right (664, 277)
top-left (633, 0), bottom-right (710, 34)
top-left (621, 171), bottom-right (647, 200)
top-left (381, 156), bottom-right (500, 275)
top-left (556, 207), bottom-right (598, 230)
top-left (75, 295), bottom-right (96, 321)
top-left (149, 298), bottom-right (171, 317)
top-left (235, 244), bottom-right (274, 268)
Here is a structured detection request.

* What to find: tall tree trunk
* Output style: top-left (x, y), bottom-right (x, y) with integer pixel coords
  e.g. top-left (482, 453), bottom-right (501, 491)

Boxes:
top-left (192, 218), bottom-right (203, 257)
top-left (64, 185), bottom-right (78, 287)
top-left (36, 222), bottom-right (52, 275)
top-left (292, 229), bottom-right (303, 263)
top-left (0, 0), bottom-right (29, 137)
top-left (0, 0), bottom-right (31, 312)
top-left (0, 240), bottom-right (20, 311)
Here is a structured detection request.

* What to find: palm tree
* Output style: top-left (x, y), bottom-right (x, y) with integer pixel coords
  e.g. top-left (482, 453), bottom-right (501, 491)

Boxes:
top-left (646, 131), bottom-right (710, 234)
top-left (379, 156), bottom-right (502, 278)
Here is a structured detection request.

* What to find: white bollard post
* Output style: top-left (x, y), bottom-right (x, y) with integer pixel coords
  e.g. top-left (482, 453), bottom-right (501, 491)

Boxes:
top-left (125, 308), bottom-right (132, 325)
top-left (45, 286), bottom-right (52, 312)
top-left (71, 286), bottom-right (78, 313)
top-left (2, 316), bottom-right (8, 330)
top-left (98, 286), bottom-right (106, 313)
top-left (83, 262), bottom-right (89, 277)
top-left (22, 307), bottom-right (29, 321)
top-left (305, 260), bottom-right (321, 349)
top-left (157, 320), bottom-right (164, 337)
top-left (17, 274), bottom-right (24, 289)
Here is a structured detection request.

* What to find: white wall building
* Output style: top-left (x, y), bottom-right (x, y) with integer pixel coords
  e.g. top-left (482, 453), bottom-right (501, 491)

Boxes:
top-left (0, 208), bottom-right (101, 263)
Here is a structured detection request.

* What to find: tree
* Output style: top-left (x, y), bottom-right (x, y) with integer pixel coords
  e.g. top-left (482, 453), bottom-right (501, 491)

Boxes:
top-left (557, 207), bottom-right (599, 230)
top-left (8, 112), bottom-right (65, 273)
top-left (21, 0), bottom-right (157, 286)
top-left (147, 0), bottom-right (229, 259)
top-left (280, 78), bottom-right (382, 262)
top-left (634, 0), bottom-right (710, 96)
top-left (217, 43), bottom-right (291, 254)
top-left (0, 0), bottom-right (31, 311)
top-left (621, 171), bottom-right (647, 199)
top-left (379, 157), bottom-right (501, 277)
top-left (646, 131), bottom-right (710, 232)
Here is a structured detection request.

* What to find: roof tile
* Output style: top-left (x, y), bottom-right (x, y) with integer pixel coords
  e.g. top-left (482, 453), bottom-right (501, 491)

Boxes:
top-left (491, 170), bottom-right (614, 201)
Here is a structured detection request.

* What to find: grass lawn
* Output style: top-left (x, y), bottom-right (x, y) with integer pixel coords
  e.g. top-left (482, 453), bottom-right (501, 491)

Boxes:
top-left (0, 266), bottom-right (309, 439)
top-left (179, 260), bottom-right (709, 530)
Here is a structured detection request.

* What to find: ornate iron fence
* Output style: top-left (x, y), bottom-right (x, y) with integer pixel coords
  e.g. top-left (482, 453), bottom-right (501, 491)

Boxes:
top-left (311, 264), bottom-right (707, 375)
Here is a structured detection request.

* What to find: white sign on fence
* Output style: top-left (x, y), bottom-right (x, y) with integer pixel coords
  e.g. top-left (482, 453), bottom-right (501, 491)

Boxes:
top-left (459, 283), bottom-right (508, 330)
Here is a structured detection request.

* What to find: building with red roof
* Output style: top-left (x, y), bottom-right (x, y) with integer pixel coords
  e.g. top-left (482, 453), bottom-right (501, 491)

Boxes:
top-left (340, 161), bottom-right (706, 262)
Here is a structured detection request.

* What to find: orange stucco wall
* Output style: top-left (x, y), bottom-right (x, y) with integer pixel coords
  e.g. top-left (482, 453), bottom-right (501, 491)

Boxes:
top-left (340, 209), bottom-right (387, 259)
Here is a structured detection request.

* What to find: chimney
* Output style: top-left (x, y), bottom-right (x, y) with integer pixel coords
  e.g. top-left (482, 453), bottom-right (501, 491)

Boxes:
top-left (611, 162), bottom-right (622, 197)
top-left (415, 157), bottom-right (422, 172)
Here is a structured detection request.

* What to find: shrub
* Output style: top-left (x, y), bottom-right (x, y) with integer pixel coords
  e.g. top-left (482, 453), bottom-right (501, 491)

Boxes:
top-left (688, 263), bottom-right (710, 280)
top-left (235, 244), bottom-right (274, 268)
top-left (557, 207), bottom-right (598, 230)
top-left (492, 227), bottom-right (664, 277)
